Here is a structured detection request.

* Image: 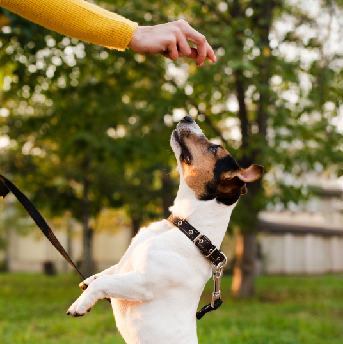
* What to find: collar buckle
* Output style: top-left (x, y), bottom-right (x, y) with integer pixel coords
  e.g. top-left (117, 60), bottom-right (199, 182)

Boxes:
top-left (194, 233), bottom-right (206, 244)
top-left (206, 247), bottom-right (217, 258)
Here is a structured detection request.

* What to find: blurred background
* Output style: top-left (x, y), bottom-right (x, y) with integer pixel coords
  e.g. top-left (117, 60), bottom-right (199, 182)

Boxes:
top-left (0, 0), bottom-right (343, 343)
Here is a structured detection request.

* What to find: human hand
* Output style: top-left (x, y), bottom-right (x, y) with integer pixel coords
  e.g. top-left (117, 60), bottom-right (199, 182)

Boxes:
top-left (128, 20), bottom-right (216, 67)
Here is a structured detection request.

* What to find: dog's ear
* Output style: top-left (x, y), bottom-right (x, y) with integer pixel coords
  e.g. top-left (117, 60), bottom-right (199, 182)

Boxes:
top-left (218, 164), bottom-right (264, 197)
top-left (235, 164), bottom-right (264, 183)
top-left (221, 164), bottom-right (264, 183)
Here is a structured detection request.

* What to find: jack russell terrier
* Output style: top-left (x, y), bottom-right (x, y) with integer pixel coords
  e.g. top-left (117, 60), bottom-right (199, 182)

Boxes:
top-left (67, 116), bottom-right (264, 344)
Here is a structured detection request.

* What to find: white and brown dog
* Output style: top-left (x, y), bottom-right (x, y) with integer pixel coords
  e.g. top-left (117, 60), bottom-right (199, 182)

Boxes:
top-left (67, 116), bottom-right (263, 344)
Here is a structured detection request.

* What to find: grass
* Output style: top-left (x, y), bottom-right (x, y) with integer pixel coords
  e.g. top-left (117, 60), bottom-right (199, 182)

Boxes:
top-left (0, 273), bottom-right (342, 344)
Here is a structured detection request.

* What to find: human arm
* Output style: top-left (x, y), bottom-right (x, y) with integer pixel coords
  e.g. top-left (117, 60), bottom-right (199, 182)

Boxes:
top-left (0, 0), bottom-right (137, 50)
top-left (1, 0), bottom-right (216, 64)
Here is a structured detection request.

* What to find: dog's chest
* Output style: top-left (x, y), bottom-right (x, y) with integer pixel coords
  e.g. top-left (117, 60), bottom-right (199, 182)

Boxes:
top-left (115, 221), bottom-right (212, 291)
top-left (111, 222), bottom-right (211, 344)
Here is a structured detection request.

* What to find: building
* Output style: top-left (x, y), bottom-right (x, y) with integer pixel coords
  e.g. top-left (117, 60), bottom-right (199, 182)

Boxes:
top-left (258, 177), bottom-right (343, 274)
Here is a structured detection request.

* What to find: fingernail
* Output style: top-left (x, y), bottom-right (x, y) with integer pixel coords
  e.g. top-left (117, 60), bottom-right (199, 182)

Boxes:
top-left (198, 62), bottom-right (204, 67)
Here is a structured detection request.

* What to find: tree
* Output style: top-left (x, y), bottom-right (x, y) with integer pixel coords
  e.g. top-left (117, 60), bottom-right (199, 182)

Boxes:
top-left (182, 0), bottom-right (343, 296)
top-left (1, 0), bottom-right (343, 295)
top-left (131, 0), bottom-right (343, 296)
top-left (0, 2), bottom-right (180, 277)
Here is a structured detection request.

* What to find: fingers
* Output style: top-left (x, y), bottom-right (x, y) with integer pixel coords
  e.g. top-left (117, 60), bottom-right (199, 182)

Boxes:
top-left (161, 43), bottom-right (179, 61)
top-left (175, 20), bottom-right (216, 66)
top-left (195, 35), bottom-right (207, 67)
top-left (177, 33), bottom-right (192, 58)
top-left (162, 28), bottom-right (192, 61)
top-left (205, 41), bottom-right (216, 64)
top-left (188, 47), bottom-right (199, 60)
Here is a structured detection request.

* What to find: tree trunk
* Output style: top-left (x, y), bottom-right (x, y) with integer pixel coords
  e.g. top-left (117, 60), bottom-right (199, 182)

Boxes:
top-left (83, 177), bottom-right (93, 277)
top-left (230, 0), bottom-right (275, 298)
top-left (131, 215), bottom-right (141, 238)
top-left (65, 216), bottom-right (73, 272)
top-left (231, 231), bottom-right (257, 297)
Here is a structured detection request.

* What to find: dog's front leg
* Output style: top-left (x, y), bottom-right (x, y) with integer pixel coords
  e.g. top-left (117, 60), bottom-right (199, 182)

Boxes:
top-left (67, 271), bottom-right (154, 317)
top-left (79, 264), bottom-right (118, 290)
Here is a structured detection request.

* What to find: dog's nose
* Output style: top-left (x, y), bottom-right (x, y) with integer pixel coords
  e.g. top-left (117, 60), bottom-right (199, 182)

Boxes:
top-left (182, 115), bottom-right (194, 123)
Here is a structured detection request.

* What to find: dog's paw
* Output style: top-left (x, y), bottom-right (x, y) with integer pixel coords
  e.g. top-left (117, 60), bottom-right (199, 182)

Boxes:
top-left (79, 275), bottom-right (98, 291)
top-left (66, 290), bottom-right (96, 317)
top-left (79, 281), bottom-right (88, 291)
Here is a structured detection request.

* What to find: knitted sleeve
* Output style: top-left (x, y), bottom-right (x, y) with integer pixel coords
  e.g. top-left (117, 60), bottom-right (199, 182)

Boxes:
top-left (0, 0), bottom-right (138, 51)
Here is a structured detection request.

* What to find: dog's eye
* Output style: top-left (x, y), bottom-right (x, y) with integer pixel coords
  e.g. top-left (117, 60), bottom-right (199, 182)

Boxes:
top-left (209, 146), bottom-right (218, 154)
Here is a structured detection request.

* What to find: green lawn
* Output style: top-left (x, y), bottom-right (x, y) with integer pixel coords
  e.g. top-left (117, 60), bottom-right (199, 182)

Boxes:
top-left (0, 273), bottom-right (342, 344)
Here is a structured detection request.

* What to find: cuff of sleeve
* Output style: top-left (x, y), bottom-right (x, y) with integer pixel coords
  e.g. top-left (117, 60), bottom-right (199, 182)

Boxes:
top-left (105, 20), bottom-right (138, 51)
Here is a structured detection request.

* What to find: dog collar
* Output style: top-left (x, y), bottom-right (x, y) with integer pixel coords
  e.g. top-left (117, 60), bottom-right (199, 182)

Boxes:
top-left (167, 214), bottom-right (227, 266)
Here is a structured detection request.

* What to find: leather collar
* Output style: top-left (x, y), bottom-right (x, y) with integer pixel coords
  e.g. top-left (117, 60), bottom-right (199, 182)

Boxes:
top-left (167, 214), bottom-right (227, 266)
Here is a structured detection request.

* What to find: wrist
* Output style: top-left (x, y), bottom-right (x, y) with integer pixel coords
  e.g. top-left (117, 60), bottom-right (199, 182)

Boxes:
top-left (128, 26), bottom-right (141, 50)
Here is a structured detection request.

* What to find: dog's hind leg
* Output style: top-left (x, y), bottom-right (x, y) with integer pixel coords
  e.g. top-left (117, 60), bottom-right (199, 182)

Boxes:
top-left (67, 271), bottom-right (154, 317)
top-left (79, 264), bottom-right (118, 290)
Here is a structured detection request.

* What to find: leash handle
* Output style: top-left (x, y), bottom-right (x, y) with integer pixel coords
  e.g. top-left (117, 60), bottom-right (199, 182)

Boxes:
top-left (196, 298), bottom-right (223, 320)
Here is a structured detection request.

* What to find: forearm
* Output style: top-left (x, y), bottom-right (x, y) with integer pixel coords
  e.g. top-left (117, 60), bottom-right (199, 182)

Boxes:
top-left (0, 0), bottom-right (138, 50)
top-left (94, 264), bottom-right (118, 277)
top-left (68, 271), bottom-right (154, 316)
top-left (79, 264), bottom-right (118, 290)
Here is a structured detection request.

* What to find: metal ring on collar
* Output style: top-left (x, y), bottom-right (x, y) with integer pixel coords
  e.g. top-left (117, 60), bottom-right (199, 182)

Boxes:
top-left (217, 254), bottom-right (228, 268)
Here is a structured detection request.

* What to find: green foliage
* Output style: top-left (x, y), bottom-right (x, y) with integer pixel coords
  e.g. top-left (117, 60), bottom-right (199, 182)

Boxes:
top-left (0, 273), bottom-right (342, 343)
top-left (0, 2), bottom-right (178, 225)
top-left (1, 0), bottom-right (343, 236)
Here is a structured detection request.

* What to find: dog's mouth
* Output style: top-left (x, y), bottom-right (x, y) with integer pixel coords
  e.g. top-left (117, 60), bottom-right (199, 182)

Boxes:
top-left (173, 130), bottom-right (192, 165)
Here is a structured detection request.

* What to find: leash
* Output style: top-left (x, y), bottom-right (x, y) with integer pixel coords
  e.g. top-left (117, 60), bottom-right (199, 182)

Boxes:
top-left (0, 173), bottom-right (110, 302)
top-left (0, 174), bottom-right (86, 278)
top-left (167, 214), bottom-right (227, 320)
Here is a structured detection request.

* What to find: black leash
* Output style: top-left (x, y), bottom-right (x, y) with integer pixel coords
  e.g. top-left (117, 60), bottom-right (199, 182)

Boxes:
top-left (0, 174), bottom-right (110, 303)
top-left (167, 214), bottom-right (227, 320)
top-left (0, 174), bottom-right (87, 279)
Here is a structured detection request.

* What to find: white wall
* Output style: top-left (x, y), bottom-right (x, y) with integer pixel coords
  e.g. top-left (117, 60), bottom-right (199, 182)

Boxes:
top-left (6, 225), bottom-right (132, 274)
top-left (260, 233), bottom-right (343, 274)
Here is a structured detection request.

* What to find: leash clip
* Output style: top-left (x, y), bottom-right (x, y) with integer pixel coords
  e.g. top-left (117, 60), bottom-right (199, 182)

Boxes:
top-left (211, 259), bottom-right (227, 308)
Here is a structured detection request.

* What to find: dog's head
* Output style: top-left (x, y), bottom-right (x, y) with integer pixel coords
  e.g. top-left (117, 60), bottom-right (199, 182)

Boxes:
top-left (170, 116), bottom-right (264, 206)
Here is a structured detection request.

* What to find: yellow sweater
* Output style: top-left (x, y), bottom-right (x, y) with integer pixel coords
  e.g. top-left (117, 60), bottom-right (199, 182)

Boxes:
top-left (0, 0), bottom-right (138, 51)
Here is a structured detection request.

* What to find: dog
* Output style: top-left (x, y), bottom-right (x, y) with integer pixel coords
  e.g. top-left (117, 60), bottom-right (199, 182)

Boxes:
top-left (67, 116), bottom-right (264, 344)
